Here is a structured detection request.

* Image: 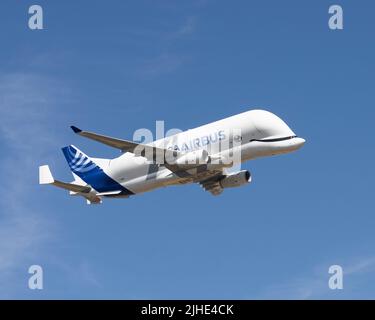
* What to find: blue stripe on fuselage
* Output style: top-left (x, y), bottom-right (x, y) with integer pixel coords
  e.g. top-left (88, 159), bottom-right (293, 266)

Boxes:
top-left (62, 146), bottom-right (134, 195)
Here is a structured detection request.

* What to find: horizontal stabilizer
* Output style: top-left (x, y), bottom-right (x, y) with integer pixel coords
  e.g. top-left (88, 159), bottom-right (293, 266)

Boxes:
top-left (39, 165), bottom-right (54, 184)
top-left (39, 165), bottom-right (92, 193)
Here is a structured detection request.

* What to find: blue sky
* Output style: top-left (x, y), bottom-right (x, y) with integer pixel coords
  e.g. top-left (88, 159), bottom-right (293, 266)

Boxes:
top-left (0, 0), bottom-right (374, 299)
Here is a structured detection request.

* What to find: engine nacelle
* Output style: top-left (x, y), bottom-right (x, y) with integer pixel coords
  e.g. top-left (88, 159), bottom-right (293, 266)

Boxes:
top-left (219, 170), bottom-right (251, 189)
top-left (175, 149), bottom-right (210, 167)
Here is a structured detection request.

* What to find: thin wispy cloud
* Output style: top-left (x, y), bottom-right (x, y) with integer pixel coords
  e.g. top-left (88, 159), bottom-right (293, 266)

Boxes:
top-left (0, 72), bottom-right (67, 297)
top-left (170, 16), bottom-right (197, 39)
top-left (124, 15), bottom-right (197, 40)
top-left (345, 257), bottom-right (375, 275)
top-left (133, 16), bottom-right (197, 77)
top-left (255, 257), bottom-right (375, 299)
top-left (137, 53), bottom-right (188, 77)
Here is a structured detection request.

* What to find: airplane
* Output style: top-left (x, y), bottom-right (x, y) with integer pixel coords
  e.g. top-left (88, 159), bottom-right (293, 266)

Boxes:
top-left (39, 109), bottom-right (305, 204)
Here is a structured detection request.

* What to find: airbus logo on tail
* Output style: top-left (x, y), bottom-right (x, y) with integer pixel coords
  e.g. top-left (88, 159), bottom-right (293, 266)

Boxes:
top-left (62, 145), bottom-right (97, 173)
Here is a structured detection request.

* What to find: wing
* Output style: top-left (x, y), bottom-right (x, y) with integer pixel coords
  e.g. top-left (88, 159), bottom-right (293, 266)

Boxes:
top-left (70, 126), bottom-right (231, 178)
top-left (70, 126), bottom-right (178, 164)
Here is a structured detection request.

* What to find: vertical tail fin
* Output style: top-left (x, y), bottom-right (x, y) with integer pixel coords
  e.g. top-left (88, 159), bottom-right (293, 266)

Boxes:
top-left (61, 145), bottom-right (107, 191)
top-left (61, 145), bottom-right (98, 174)
top-left (39, 165), bottom-right (54, 184)
top-left (61, 145), bottom-right (133, 195)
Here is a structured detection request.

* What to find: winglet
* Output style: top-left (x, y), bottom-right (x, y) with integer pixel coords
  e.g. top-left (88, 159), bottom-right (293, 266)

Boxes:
top-left (39, 165), bottom-right (54, 184)
top-left (70, 125), bottom-right (82, 134)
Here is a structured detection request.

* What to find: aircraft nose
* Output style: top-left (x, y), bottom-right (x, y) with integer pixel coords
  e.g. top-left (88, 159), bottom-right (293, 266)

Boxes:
top-left (293, 137), bottom-right (306, 149)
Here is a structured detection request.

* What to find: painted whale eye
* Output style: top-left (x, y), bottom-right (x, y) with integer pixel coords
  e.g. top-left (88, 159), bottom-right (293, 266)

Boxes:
top-left (233, 135), bottom-right (242, 142)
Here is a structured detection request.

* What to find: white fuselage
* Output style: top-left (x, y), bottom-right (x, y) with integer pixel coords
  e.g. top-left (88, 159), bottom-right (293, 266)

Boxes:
top-left (104, 109), bottom-right (305, 195)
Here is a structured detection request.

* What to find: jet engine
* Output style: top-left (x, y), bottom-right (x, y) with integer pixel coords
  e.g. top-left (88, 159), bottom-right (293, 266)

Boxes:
top-left (219, 170), bottom-right (251, 188)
